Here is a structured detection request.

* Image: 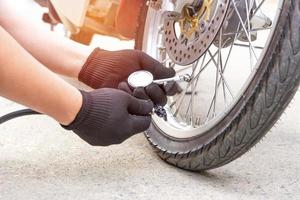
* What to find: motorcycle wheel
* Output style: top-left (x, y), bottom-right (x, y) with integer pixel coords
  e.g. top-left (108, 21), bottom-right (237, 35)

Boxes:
top-left (135, 0), bottom-right (300, 171)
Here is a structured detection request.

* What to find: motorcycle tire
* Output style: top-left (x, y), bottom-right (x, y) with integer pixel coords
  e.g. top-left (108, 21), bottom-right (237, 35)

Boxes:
top-left (135, 0), bottom-right (300, 171)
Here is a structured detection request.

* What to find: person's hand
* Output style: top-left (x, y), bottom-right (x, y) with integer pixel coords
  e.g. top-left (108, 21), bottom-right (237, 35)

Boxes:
top-left (62, 88), bottom-right (153, 146)
top-left (79, 48), bottom-right (175, 88)
top-left (118, 81), bottom-right (182, 106)
top-left (78, 48), bottom-right (180, 105)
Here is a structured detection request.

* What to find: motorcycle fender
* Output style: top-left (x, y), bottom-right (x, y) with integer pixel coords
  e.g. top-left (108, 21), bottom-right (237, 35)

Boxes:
top-left (115, 0), bottom-right (144, 39)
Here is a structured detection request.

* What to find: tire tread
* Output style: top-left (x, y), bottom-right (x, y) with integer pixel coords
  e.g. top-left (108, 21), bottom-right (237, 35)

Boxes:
top-left (145, 0), bottom-right (300, 171)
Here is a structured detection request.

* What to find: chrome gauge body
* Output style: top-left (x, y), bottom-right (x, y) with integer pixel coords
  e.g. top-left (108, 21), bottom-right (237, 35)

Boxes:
top-left (127, 70), bottom-right (154, 88)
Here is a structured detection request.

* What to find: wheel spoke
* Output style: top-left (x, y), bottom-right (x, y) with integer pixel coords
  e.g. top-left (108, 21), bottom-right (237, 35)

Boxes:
top-left (173, 60), bottom-right (199, 116)
top-left (184, 51), bottom-right (209, 125)
top-left (213, 32), bottom-right (223, 118)
top-left (206, 31), bottom-right (223, 120)
top-left (223, 23), bottom-right (241, 70)
top-left (192, 50), bottom-right (218, 81)
top-left (206, 70), bottom-right (219, 120)
top-left (245, 0), bottom-right (254, 70)
top-left (184, 62), bottom-right (197, 126)
top-left (208, 50), bottom-right (234, 98)
top-left (252, 0), bottom-right (267, 18)
top-left (220, 51), bottom-right (227, 105)
top-left (202, 25), bottom-right (243, 124)
top-left (170, 50), bottom-right (214, 108)
top-left (232, 0), bottom-right (258, 61)
top-left (175, 64), bottom-right (194, 73)
top-left (234, 43), bottom-right (264, 50)
top-left (222, 27), bottom-right (272, 36)
top-left (217, 29), bottom-right (228, 105)
top-left (196, 22), bottom-right (242, 125)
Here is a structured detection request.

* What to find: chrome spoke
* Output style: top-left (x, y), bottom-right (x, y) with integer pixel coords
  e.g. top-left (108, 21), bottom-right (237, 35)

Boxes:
top-left (208, 50), bottom-right (234, 98)
top-left (203, 27), bottom-right (241, 123)
top-left (234, 43), bottom-right (264, 50)
top-left (190, 66), bottom-right (196, 126)
top-left (206, 31), bottom-right (223, 119)
top-left (213, 58), bottom-right (220, 118)
top-left (220, 51), bottom-right (227, 105)
top-left (222, 27), bottom-right (272, 36)
top-left (174, 60), bottom-right (199, 116)
top-left (183, 18), bottom-right (240, 124)
top-left (176, 64), bottom-right (194, 73)
top-left (205, 49), bottom-right (234, 121)
top-left (170, 50), bottom-right (214, 108)
top-left (192, 49), bottom-right (219, 81)
top-left (245, 0), bottom-right (254, 70)
top-left (252, 0), bottom-right (267, 18)
top-left (218, 29), bottom-right (228, 105)
top-left (232, 0), bottom-right (258, 60)
top-left (184, 62), bottom-right (198, 126)
top-left (183, 51), bottom-right (208, 120)
top-left (213, 32), bottom-right (223, 118)
top-left (206, 65), bottom-right (219, 120)
top-left (224, 23), bottom-right (242, 70)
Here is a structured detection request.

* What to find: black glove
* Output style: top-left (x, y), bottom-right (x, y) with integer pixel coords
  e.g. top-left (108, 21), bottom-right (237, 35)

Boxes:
top-left (78, 48), bottom-right (175, 89)
top-left (118, 81), bottom-right (182, 106)
top-left (62, 88), bottom-right (153, 146)
top-left (78, 48), bottom-right (179, 105)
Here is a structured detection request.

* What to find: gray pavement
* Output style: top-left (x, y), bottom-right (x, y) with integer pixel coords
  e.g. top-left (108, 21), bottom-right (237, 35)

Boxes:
top-left (0, 91), bottom-right (300, 200)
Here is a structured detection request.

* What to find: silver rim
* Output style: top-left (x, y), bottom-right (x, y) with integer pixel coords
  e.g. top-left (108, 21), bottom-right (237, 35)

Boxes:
top-left (143, 0), bottom-right (283, 138)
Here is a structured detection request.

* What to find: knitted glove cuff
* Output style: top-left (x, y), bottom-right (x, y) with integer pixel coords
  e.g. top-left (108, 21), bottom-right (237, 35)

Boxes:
top-left (61, 90), bottom-right (111, 131)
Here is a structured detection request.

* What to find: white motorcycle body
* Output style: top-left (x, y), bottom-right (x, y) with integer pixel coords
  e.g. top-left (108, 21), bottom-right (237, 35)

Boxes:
top-left (50, 0), bottom-right (89, 33)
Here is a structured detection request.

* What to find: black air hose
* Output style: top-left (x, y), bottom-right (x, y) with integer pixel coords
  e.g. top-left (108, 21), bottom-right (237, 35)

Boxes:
top-left (0, 109), bottom-right (41, 124)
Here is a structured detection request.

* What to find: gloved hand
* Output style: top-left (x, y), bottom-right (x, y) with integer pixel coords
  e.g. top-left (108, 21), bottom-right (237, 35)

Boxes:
top-left (79, 48), bottom-right (175, 88)
top-left (62, 88), bottom-right (153, 146)
top-left (118, 81), bottom-right (182, 106)
top-left (78, 48), bottom-right (180, 105)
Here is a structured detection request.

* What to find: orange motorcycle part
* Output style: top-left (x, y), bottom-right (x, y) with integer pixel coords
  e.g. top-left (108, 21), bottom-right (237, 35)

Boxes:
top-left (115, 0), bottom-right (144, 39)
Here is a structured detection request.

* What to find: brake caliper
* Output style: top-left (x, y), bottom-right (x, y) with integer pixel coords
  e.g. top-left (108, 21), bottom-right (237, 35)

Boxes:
top-left (179, 0), bottom-right (213, 37)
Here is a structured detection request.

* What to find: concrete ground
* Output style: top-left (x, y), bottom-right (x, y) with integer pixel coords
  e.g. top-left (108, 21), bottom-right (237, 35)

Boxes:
top-left (1, 1), bottom-right (300, 200)
top-left (1, 92), bottom-right (300, 200)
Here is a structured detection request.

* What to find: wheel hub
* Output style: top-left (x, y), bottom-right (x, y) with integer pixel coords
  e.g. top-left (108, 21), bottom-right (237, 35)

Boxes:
top-left (179, 0), bottom-right (212, 37)
top-left (162, 0), bottom-right (230, 65)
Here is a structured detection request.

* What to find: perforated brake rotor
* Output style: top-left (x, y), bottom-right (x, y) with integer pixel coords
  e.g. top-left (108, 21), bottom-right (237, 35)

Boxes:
top-left (162, 0), bottom-right (230, 65)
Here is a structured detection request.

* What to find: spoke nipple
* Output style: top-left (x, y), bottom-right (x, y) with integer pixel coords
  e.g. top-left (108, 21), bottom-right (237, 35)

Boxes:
top-left (182, 74), bottom-right (192, 82)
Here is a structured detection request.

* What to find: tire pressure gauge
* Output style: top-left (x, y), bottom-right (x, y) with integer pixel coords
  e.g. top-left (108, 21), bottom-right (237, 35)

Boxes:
top-left (128, 70), bottom-right (191, 88)
top-left (127, 70), bottom-right (154, 88)
top-left (127, 70), bottom-right (191, 121)
top-left (127, 70), bottom-right (167, 120)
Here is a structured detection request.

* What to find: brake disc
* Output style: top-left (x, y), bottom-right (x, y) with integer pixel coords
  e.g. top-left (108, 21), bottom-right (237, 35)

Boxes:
top-left (162, 0), bottom-right (230, 65)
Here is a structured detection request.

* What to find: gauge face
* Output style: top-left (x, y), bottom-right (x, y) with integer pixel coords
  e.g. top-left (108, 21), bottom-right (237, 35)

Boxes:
top-left (127, 70), bottom-right (154, 88)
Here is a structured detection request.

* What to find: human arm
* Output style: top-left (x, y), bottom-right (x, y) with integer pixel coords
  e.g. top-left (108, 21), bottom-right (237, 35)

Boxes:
top-left (0, 26), bottom-right (153, 146)
top-left (0, 0), bottom-right (178, 106)
top-left (0, 0), bottom-right (92, 78)
top-left (0, 26), bottom-right (82, 125)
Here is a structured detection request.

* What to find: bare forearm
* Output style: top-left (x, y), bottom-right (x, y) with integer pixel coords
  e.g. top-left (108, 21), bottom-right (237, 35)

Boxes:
top-left (0, 0), bottom-right (93, 78)
top-left (0, 26), bottom-right (82, 125)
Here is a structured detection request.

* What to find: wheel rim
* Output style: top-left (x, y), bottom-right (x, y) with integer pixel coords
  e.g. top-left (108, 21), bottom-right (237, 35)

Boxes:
top-left (142, 0), bottom-right (282, 138)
